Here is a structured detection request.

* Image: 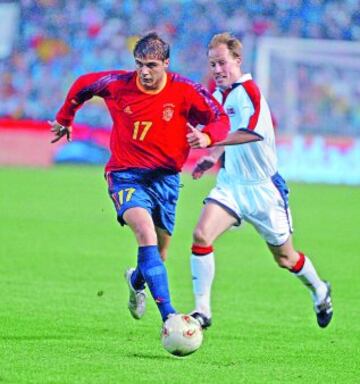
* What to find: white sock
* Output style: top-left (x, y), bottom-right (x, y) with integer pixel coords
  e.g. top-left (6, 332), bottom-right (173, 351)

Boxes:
top-left (191, 253), bottom-right (215, 318)
top-left (295, 256), bottom-right (327, 304)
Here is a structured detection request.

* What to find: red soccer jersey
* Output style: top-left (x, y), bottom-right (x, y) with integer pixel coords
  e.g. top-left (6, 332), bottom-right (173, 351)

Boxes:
top-left (56, 70), bottom-right (229, 172)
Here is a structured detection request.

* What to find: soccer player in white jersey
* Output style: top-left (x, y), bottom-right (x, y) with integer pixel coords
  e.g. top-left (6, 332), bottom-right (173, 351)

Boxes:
top-left (190, 32), bottom-right (333, 329)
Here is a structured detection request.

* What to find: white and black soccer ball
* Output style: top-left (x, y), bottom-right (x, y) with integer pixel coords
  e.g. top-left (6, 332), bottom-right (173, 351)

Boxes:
top-left (161, 314), bottom-right (203, 356)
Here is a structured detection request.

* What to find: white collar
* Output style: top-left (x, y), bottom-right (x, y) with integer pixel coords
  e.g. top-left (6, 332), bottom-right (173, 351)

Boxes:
top-left (236, 73), bottom-right (252, 83)
top-left (215, 73), bottom-right (253, 92)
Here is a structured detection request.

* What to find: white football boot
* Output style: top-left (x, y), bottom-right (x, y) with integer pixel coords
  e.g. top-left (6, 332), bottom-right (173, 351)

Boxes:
top-left (124, 268), bottom-right (147, 320)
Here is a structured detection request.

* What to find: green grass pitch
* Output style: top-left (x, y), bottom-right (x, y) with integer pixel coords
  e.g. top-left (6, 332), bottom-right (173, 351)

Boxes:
top-left (1, 166), bottom-right (359, 383)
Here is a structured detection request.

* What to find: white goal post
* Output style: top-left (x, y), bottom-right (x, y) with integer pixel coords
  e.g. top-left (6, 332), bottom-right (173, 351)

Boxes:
top-left (254, 37), bottom-right (360, 184)
top-left (0, 2), bottom-right (20, 59)
top-left (255, 37), bottom-right (360, 136)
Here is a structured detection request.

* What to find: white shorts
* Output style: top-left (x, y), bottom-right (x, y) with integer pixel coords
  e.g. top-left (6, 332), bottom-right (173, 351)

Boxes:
top-left (205, 170), bottom-right (293, 246)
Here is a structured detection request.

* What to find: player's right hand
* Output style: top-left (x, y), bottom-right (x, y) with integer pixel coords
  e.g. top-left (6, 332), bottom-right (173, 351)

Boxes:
top-left (186, 123), bottom-right (211, 149)
top-left (48, 120), bottom-right (72, 143)
top-left (192, 156), bottom-right (216, 180)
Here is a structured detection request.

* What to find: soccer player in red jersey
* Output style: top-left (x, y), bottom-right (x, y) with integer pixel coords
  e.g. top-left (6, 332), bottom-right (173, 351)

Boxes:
top-left (50, 32), bottom-right (229, 323)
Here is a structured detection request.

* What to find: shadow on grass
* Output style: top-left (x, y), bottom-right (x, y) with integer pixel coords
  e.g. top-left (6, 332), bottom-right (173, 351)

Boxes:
top-left (127, 351), bottom-right (175, 360)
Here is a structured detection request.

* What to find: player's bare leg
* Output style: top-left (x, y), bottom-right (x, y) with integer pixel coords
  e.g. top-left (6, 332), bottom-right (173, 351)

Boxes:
top-left (124, 207), bottom-right (158, 245)
top-left (193, 202), bottom-right (238, 246)
top-left (267, 237), bottom-right (299, 269)
top-left (123, 207), bottom-right (176, 321)
top-left (156, 226), bottom-right (171, 261)
top-left (190, 202), bottom-right (238, 328)
top-left (268, 236), bottom-right (333, 328)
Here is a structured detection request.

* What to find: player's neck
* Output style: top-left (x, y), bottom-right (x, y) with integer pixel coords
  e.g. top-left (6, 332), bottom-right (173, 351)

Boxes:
top-left (136, 73), bottom-right (168, 94)
top-left (231, 71), bottom-right (243, 85)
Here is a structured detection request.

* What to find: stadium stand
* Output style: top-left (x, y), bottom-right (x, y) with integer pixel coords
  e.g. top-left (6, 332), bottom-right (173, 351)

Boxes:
top-left (0, 0), bottom-right (359, 183)
top-left (1, 0), bottom-right (359, 126)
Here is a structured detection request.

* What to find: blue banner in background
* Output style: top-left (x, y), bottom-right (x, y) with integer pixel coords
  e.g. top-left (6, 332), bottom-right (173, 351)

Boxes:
top-left (277, 136), bottom-right (360, 185)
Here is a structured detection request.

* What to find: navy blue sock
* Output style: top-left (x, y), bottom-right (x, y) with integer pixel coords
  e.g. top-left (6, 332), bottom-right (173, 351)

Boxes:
top-left (130, 268), bottom-right (146, 291)
top-left (137, 245), bottom-right (176, 321)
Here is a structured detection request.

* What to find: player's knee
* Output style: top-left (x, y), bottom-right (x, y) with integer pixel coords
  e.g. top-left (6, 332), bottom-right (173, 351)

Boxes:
top-left (193, 226), bottom-right (211, 246)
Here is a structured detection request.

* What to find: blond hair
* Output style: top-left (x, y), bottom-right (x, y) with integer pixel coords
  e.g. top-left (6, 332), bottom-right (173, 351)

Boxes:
top-left (208, 32), bottom-right (242, 59)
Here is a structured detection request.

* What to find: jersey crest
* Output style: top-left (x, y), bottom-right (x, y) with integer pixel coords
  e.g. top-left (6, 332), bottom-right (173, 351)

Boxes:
top-left (162, 103), bottom-right (175, 122)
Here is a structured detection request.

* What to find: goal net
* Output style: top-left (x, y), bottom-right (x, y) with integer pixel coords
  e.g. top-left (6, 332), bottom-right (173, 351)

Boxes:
top-left (255, 37), bottom-right (360, 184)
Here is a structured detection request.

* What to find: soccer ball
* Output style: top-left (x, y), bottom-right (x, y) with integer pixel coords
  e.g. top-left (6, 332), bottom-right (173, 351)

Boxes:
top-left (161, 314), bottom-right (203, 356)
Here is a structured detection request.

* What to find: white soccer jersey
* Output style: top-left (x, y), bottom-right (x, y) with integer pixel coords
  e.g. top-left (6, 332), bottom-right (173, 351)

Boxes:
top-left (213, 73), bottom-right (277, 183)
top-left (208, 73), bottom-right (292, 245)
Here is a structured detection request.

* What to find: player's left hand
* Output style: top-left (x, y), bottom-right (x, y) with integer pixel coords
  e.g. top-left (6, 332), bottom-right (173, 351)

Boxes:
top-left (192, 155), bottom-right (216, 179)
top-left (186, 123), bottom-right (211, 149)
top-left (48, 120), bottom-right (72, 143)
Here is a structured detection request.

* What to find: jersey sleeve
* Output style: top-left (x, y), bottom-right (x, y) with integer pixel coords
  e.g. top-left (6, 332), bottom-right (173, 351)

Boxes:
top-left (239, 81), bottom-right (262, 133)
top-left (236, 91), bottom-right (254, 130)
top-left (187, 83), bottom-right (229, 144)
top-left (55, 70), bottom-right (125, 126)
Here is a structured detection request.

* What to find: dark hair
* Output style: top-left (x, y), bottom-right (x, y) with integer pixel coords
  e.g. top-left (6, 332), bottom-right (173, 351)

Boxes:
top-left (133, 32), bottom-right (170, 60)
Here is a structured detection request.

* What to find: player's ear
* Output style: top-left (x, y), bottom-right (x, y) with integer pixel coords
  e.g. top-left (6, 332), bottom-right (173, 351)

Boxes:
top-left (163, 58), bottom-right (170, 68)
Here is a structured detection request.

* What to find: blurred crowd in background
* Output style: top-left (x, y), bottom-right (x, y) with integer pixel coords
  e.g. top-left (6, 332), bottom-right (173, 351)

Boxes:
top-left (0, 0), bottom-right (359, 135)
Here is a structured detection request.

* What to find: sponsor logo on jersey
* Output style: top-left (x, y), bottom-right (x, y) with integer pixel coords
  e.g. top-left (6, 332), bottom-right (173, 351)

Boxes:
top-left (226, 106), bottom-right (236, 116)
top-left (162, 103), bottom-right (175, 122)
top-left (124, 106), bottom-right (133, 114)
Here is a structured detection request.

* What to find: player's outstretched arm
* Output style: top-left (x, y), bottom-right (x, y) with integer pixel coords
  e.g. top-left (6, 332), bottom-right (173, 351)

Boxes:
top-left (49, 120), bottom-right (72, 143)
top-left (53, 71), bottom-right (121, 138)
top-left (212, 129), bottom-right (263, 146)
